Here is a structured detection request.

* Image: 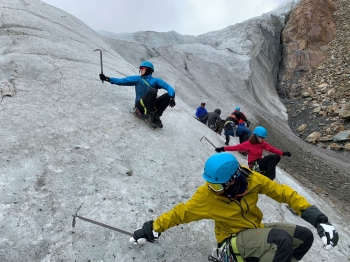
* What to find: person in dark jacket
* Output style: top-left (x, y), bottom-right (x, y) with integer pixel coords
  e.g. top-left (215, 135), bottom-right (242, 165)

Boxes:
top-left (130, 153), bottom-right (338, 262)
top-left (99, 61), bottom-right (176, 129)
top-left (234, 107), bottom-right (249, 127)
top-left (223, 112), bottom-right (251, 147)
top-left (216, 126), bottom-right (291, 180)
top-left (195, 102), bottom-right (208, 124)
top-left (207, 109), bottom-right (225, 135)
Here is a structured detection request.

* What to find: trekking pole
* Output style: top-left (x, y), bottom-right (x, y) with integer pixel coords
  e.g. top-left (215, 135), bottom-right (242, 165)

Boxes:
top-left (72, 203), bottom-right (156, 243)
top-left (94, 49), bottom-right (104, 83)
top-left (200, 134), bottom-right (216, 148)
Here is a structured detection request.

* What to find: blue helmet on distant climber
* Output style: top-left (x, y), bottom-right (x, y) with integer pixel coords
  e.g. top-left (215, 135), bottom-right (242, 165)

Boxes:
top-left (140, 61), bottom-right (154, 72)
top-left (235, 107), bottom-right (240, 111)
top-left (253, 126), bottom-right (267, 138)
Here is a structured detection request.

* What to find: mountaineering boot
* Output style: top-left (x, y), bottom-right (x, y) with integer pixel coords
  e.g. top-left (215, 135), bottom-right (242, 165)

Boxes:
top-left (251, 161), bottom-right (267, 176)
top-left (153, 113), bottom-right (163, 128)
top-left (132, 107), bottom-right (144, 119)
top-left (252, 161), bottom-right (260, 172)
top-left (144, 112), bottom-right (157, 129)
top-left (225, 136), bottom-right (230, 145)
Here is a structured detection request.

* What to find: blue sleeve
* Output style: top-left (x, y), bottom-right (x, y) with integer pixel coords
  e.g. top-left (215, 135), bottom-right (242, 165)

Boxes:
top-left (108, 75), bottom-right (140, 86)
top-left (196, 107), bottom-right (201, 117)
top-left (153, 78), bottom-right (175, 98)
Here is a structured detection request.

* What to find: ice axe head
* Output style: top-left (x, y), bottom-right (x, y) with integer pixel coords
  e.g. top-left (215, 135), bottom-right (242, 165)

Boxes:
top-left (200, 134), bottom-right (216, 148)
top-left (72, 202), bottom-right (84, 228)
top-left (94, 49), bottom-right (104, 83)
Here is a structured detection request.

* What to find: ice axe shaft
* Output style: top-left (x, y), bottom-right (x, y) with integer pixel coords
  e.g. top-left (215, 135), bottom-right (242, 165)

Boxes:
top-left (72, 202), bottom-right (132, 236)
top-left (94, 49), bottom-right (104, 83)
top-left (74, 214), bottom-right (134, 236)
top-left (200, 134), bottom-right (216, 148)
top-left (72, 203), bottom-right (156, 243)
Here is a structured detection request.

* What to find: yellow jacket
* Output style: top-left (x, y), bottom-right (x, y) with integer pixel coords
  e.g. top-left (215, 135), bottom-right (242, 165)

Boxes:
top-left (153, 167), bottom-right (312, 243)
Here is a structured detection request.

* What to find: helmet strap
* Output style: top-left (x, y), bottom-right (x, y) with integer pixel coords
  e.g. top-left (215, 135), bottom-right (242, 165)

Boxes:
top-left (223, 175), bottom-right (247, 200)
top-left (143, 67), bottom-right (153, 76)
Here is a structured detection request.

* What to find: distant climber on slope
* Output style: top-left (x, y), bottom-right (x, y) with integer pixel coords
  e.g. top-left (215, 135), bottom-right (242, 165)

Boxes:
top-left (195, 102), bottom-right (208, 124)
top-left (223, 110), bottom-right (251, 148)
top-left (207, 109), bottom-right (225, 135)
top-left (233, 107), bottom-right (249, 127)
top-left (215, 126), bottom-right (291, 180)
top-left (99, 61), bottom-right (176, 129)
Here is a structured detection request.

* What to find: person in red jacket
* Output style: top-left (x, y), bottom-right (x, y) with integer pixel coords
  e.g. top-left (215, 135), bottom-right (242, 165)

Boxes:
top-left (215, 126), bottom-right (291, 180)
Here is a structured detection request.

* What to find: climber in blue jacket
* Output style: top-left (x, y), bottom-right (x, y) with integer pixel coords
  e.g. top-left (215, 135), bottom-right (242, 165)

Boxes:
top-left (99, 61), bottom-right (175, 128)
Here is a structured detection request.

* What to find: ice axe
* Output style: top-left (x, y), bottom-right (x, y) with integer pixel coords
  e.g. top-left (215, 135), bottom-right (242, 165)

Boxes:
top-left (72, 203), bottom-right (156, 243)
top-left (200, 133), bottom-right (216, 148)
top-left (94, 49), bottom-right (104, 83)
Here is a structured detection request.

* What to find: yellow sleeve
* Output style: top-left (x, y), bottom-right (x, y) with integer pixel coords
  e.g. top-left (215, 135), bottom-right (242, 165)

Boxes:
top-left (153, 185), bottom-right (211, 232)
top-left (257, 173), bottom-right (312, 215)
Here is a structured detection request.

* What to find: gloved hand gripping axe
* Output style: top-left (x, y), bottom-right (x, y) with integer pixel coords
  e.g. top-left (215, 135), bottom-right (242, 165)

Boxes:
top-left (94, 49), bottom-right (104, 83)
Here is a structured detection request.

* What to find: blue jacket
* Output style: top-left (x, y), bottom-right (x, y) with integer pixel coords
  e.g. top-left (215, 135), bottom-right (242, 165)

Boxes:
top-left (108, 74), bottom-right (175, 104)
top-left (196, 107), bottom-right (208, 118)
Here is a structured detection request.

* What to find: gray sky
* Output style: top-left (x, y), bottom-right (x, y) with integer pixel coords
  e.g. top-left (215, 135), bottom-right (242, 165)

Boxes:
top-left (42, 0), bottom-right (287, 35)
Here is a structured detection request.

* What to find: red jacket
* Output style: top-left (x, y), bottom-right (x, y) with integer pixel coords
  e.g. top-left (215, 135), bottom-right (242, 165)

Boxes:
top-left (224, 140), bottom-right (283, 165)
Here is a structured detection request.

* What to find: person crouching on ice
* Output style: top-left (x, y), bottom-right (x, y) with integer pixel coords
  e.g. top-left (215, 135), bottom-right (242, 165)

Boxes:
top-left (99, 61), bottom-right (176, 129)
top-left (130, 153), bottom-right (338, 262)
top-left (216, 126), bottom-right (291, 181)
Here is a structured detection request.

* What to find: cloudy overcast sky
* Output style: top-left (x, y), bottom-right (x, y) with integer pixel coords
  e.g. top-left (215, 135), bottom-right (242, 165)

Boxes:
top-left (42, 0), bottom-right (288, 35)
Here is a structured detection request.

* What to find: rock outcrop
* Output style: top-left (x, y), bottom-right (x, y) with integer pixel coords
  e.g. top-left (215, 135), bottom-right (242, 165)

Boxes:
top-left (279, 0), bottom-right (337, 98)
top-left (278, 0), bottom-right (350, 155)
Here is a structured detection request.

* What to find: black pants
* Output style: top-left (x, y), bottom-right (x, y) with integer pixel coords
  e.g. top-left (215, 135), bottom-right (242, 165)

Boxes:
top-left (136, 88), bottom-right (170, 116)
top-left (239, 131), bottom-right (250, 144)
top-left (257, 154), bottom-right (281, 180)
top-left (198, 114), bottom-right (208, 124)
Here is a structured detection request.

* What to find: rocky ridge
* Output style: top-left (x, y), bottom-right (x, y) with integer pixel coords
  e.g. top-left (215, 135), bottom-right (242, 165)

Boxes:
top-left (278, 0), bottom-right (350, 156)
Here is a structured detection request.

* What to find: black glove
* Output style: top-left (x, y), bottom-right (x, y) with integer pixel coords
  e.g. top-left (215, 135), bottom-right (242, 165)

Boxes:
top-left (215, 147), bottom-right (225, 152)
top-left (99, 73), bottom-right (110, 82)
top-left (245, 120), bottom-right (250, 127)
top-left (282, 151), bottom-right (291, 157)
top-left (129, 220), bottom-right (160, 245)
top-left (301, 205), bottom-right (339, 249)
top-left (169, 97), bottom-right (176, 107)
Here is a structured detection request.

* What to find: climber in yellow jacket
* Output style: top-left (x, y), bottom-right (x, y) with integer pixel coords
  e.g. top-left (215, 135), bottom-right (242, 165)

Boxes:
top-left (130, 153), bottom-right (339, 262)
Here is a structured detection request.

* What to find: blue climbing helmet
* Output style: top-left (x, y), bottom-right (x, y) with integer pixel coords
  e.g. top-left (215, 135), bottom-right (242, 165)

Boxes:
top-left (139, 61), bottom-right (154, 72)
top-left (202, 153), bottom-right (240, 184)
top-left (253, 126), bottom-right (267, 138)
top-left (235, 107), bottom-right (240, 111)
